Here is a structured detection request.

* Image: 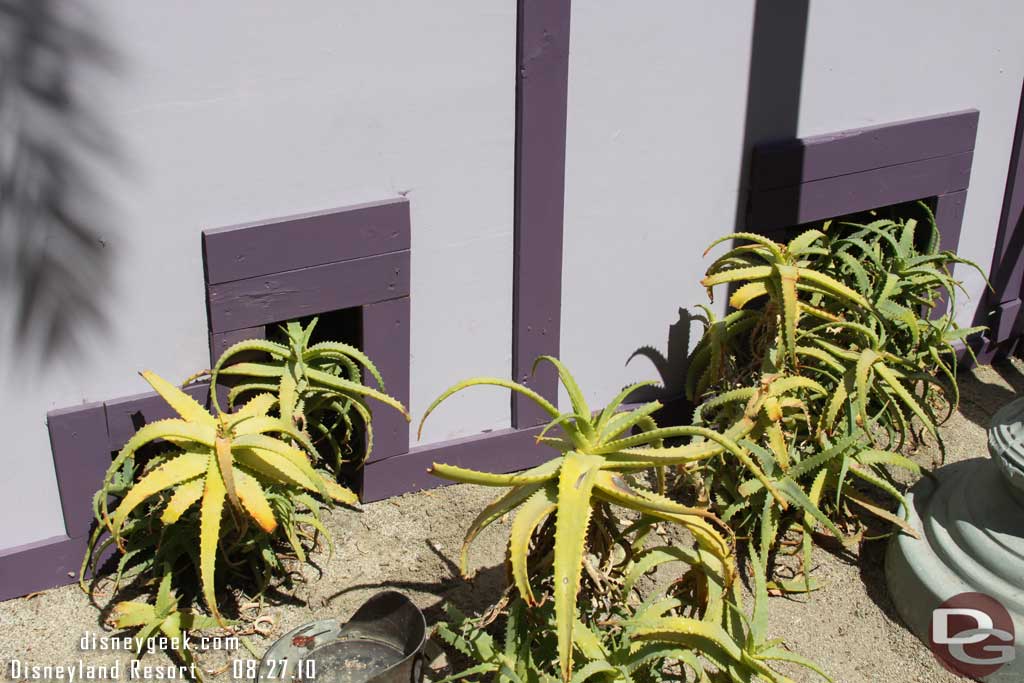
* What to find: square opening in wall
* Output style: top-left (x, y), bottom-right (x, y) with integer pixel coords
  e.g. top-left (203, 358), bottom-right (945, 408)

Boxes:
top-left (265, 307), bottom-right (362, 349)
top-left (764, 197), bottom-right (938, 247)
top-left (263, 306), bottom-right (369, 484)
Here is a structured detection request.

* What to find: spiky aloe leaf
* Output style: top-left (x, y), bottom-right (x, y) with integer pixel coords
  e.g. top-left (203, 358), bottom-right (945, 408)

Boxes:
top-left (199, 454), bottom-right (227, 623)
top-left (553, 452), bottom-right (602, 682)
top-left (234, 468), bottom-right (277, 532)
top-left (112, 601), bottom-right (156, 628)
top-left (729, 281), bottom-right (769, 309)
top-left (320, 476), bottom-right (359, 506)
top-left (419, 377), bottom-right (559, 441)
top-left (775, 264), bottom-right (800, 365)
top-left (232, 433), bottom-right (328, 499)
top-left (161, 478), bottom-right (205, 525)
top-left (140, 371), bottom-right (214, 426)
top-left (111, 452), bottom-right (209, 535)
top-left (306, 367), bottom-right (408, 419)
top-left (509, 484), bottom-right (558, 605)
top-left (430, 458), bottom-right (561, 487)
top-left (458, 483), bottom-right (543, 577)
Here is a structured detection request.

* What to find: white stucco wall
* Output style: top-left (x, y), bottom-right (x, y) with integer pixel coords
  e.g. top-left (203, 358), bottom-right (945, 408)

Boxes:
top-left (561, 0), bottom-right (1024, 410)
top-left (4, 1), bottom-right (1024, 553)
top-left (0, 1), bottom-right (515, 549)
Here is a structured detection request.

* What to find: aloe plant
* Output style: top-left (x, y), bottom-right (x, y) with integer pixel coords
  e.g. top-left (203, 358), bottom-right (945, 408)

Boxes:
top-left (209, 318), bottom-right (409, 470)
top-left (433, 546), bottom-right (829, 682)
top-left (110, 567), bottom-right (225, 680)
top-left (85, 371), bottom-right (355, 622)
top-left (421, 357), bottom-right (752, 680)
top-left (680, 204), bottom-right (986, 581)
top-left (422, 358), bottom-right (840, 680)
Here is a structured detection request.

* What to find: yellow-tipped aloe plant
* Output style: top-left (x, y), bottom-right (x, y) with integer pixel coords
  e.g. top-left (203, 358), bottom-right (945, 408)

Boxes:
top-left (420, 357), bottom-right (750, 681)
top-left (87, 371), bottom-right (357, 622)
top-left (680, 205), bottom-right (985, 584)
top-left (701, 230), bottom-right (871, 369)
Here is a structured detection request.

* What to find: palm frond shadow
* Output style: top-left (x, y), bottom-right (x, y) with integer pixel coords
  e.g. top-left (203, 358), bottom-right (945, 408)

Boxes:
top-left (0, 0), bottom-right (120, 365)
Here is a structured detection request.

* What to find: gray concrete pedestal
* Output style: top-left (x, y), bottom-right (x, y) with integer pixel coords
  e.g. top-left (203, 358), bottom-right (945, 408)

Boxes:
top-left (887, 398), bottom-right (1024, 682)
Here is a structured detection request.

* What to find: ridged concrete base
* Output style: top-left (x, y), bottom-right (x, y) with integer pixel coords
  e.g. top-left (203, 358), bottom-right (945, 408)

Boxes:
top-left (887, 399), bottom-right (1024, 682)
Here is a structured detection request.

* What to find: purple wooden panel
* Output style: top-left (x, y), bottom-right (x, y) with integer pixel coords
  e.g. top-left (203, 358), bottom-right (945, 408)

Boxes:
top-left (511, 0), bottom-right (571, 428)
top-left (203, 198), bottom-right (411, 285)
top-left (361, 297), bottom-right (411, 463)
top-left (931, 190), bottom-right (969, 319)
top-left (991, 298), bottom-right (1023, 343)
top-left (749, 152), bottom-right (973, 232)
top-left (751, 110), bottom-right (979, 191)
top-left (105, 382), bottom-right (210, 451)
top-left (207, 251), bottom-right (410, 333)
top-left (46, 401), bottom-right (108, 538)
top-left (0, 534), bottom-right (88, 601)
top-left (361, 425), bottom-right (546, 502)
top-left (210, 326), bottom-right (265, 367)
top-left (934, 190), bottom-right (968, 252)
top-left (992, 83), bottom-right (1024, 310)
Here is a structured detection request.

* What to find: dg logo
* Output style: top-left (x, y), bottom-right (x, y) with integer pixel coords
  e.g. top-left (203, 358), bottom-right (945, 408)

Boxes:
top-left (930, 592), bottom-right (1016, 678)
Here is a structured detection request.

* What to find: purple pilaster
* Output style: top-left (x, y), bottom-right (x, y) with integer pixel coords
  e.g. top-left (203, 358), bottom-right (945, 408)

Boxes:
top-left (511, 0), bottom-right (571, 428)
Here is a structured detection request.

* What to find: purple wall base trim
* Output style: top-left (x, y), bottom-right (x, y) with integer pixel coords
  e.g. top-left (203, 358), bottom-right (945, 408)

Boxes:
top-left (989, 298), bottom-right (1023, 344)
top-left (0, 534), bottom-right (89, 601)
top-left (361, 425), bottom-right (546, 502)
top-left (48, 401), bottom-right (109, 539)
top-left (2, 381), bottom-right (218, 602)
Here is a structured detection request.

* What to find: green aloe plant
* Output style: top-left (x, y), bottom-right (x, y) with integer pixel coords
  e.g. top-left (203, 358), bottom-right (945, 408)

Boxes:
top-left (209, 318), bottom-right (409, 470)
top-left (679, 204), bottom-right (986, 582)
top-left (433, 546), bottom-right (829, 682)
top-left (110, 567), bottom-right (225, 680)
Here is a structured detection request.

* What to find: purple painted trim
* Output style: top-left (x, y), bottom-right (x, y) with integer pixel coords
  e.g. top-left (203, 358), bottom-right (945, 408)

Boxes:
top-left (361, 297), bottom-right (411, 463)
top-left (991, 299), bottom-right (1023, 343)
top-left (749, 152), bottom-right (973, 232)
top-left (751, 110), bottom-right (979, 191)
top-left (511, 0), bottom-right (571, 428)
top-left (203, 198), bottom-right (410, 285)
top-left (207, 251), bottom-right (410, 334)
top-left (0, 534), bottom-right (89, 601)
top-left (105, 382), bottom-right (210, 451)
top-left (47, 401), bottom-right (109, 539)
top-left (989, 81), bottom-right (1024, 332)
top-left (210, 326), bottom-right (265, 367)
top-left (361, 425), bottom-right (546, 502)
top-left (934, 190), bottom-right (968, 252)
top-left (202, 200), bottom-right (414, 472)
top-left (931, 190), bottom-right (969, 318)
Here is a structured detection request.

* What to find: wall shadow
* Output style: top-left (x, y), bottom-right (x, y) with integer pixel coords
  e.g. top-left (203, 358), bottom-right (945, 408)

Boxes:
top-left (0, 0), bottom-right (119, 365)
top-left (733, 0), bottom-right (809, 233)
top-left (629, 1), bottom-right (811, 427)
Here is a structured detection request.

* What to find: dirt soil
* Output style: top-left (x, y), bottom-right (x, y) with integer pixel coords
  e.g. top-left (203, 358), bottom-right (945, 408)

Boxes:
top-left (1, 359), bottom-right (1022, 683)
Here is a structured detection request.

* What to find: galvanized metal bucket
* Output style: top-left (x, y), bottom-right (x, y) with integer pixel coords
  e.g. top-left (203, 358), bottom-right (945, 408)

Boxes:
top-left (257, 591), bottom-right (427, 683)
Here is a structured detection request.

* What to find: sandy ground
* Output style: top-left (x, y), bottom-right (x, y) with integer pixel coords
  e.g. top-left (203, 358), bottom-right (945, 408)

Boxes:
top-left (1, 359), bottom-right (1022, 683)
